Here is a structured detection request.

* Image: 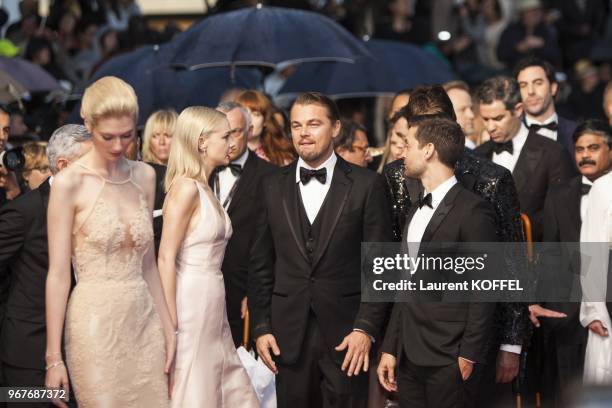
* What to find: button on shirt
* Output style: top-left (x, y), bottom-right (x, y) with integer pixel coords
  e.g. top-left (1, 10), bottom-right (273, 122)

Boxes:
top-left (580, 176), bottom-right (594, 223)
top-left (217, 149), bottom-right (249, 207)
top-left (406, 175), bottom-right (458, 257)
top-left (296, 152), bottom-right (337, 224)
top-left (492, 123), bottom-right (529, 173)
top-left (525, 113), bottom-right (558, 141)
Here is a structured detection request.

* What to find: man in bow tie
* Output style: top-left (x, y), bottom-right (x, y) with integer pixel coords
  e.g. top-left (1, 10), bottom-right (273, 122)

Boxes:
top-left (249, 92), bottom-right (392, 408)
top-left (514, 56), bottom-right (577, 156)
top-left (475, 76), bottom-right (576, 241)
top-left (214, 101), bottom-right (276, 347)
top-left (536, 119), bottom-right (612, 405)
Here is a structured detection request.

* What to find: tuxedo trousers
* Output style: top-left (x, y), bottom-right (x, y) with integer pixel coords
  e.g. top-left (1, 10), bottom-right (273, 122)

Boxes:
top-left (397, 353), bottom-right (481, 408)
top-left (275, 312), bottom-right (368, 408)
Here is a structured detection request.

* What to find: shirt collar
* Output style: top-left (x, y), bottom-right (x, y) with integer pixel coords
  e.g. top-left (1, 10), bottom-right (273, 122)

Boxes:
top-left (49, 175), bottom-right (54, 186)
top-left (232, 148), bottom-right (249, 167)
top-left (295, 151), bottom-right (337, 184)
top-left (512, 123), bottom-right (530, 151)
top-left (424, 175), bottom-right (458, 209)
top-left (582, 175), bottom-right (594, 186)
top-left (525, 112), bottom-right (558, 126)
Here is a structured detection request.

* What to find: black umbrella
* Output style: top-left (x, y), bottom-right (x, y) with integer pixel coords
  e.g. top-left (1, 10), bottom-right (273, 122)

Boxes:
top-left (167, 5), bottom-right (370, 70)
top-left (70, 45), bottom-right (262, 125)
top-left (277, 40), bottom-right (456, 100)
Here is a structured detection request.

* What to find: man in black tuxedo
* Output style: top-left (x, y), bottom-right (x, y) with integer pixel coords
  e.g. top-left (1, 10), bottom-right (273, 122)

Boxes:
top-left (212, 101), bottom-right (276, 347)
top-left (0, 125), bottom-right (91, 406)
top-left (475, 76), bottom-right (576, 241)
top-left (535, 119), bottom-right (612, 406)
top-left (377, 116), bottom-right (498, 408)
top-left (514, 57), bottom-right (578, 156)
top-left (249, 92), bottom-right (392, 408)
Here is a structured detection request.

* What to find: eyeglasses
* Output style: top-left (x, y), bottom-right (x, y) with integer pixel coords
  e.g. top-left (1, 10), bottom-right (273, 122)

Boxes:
top-left (352, 144), bottom-right (370, 155)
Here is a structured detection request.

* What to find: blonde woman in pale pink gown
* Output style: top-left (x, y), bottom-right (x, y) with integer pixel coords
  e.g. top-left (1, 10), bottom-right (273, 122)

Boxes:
top-left (158, 106), bottom-right (259, 407)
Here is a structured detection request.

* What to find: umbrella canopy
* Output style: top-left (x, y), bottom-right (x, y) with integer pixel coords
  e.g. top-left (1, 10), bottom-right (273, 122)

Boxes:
top-left (0, 70), bottom-right (27, 104)
top-left (0, 56), bottom-right (60, 92)
top-left (167, 5), bottom-right (370, 69)
top-left (277, 40), bottom-right (456, 100)
top-left (70, 45), bottom-right (263, 126)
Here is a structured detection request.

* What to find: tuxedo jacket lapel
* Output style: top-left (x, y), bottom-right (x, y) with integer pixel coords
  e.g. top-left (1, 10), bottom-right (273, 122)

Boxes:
top-left (513, 131), bottom-right (542, 194)
top-left (566, 177), bottom-right (582, 238)
top-left (312, 158), bottom-right (352, 270)
top-left (226, 151), bottom-right (256, 215)
top-left (39, 178), bottom-right (51, 210)
top-left (281, 163), bottom-right (309, 262)
top-left (421, 184), bottom-right (461, 243)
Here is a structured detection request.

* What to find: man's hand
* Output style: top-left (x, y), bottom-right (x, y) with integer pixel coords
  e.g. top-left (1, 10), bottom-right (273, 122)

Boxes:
top-left (240, 297), bottom-right (248, 319)
top-left (496, 350), bottom-right (519, 383)
top-left (588, 320), bottom-right (609, 337)
top-left (458, 357), bottom-right (474, 381)
top-left (528, 304), bottom-right (567, 328)
top-left (335, 330), bottom-right (371, 376)
top-left (377, 352), bottom-right (398, 392)
top-left (255, 334), bottom-right (280, 374)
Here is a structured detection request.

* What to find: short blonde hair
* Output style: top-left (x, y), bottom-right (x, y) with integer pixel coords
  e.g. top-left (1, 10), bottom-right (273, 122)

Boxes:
top-left (23, 141), bottom-right (49, 172)
top-left (80, 76), bottom-right (138, 127)
top-left (164, 106), bottom-right (228, 192)
top-left (142, 109), bottom-right (178, 164)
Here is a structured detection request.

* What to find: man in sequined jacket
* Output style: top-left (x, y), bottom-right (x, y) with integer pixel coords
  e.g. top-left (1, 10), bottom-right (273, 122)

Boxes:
top-left (383, 86), bottom-right (530, 405)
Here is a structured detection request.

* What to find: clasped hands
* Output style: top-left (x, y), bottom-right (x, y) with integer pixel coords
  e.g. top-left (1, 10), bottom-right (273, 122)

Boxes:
top-left (256, 330), bottom-right (372, 376)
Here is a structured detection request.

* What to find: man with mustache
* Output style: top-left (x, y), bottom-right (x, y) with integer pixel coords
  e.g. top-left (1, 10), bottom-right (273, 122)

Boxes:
top-left (514, 56), bottom-right (577, 156)
top-left (537, 119), bottom-right (612, 404)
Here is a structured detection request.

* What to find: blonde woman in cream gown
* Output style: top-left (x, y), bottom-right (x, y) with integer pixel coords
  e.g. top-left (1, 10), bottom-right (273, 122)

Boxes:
top-left (158, 106), bottom-right (259, 408)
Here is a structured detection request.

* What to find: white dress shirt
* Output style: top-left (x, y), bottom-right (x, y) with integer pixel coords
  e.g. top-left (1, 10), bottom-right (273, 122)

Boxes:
top-left (406, 175), bottom-right (458, 256)
top-left (492, 123), bottom-right (529, 173)
top-left (465, 138), bottom-right (477, 150)
top-left (217, 149), bottom-right (249, 208)
top-left (580, 176), bottom-right (594, 224)
top-left (525, 112), bottom-right (558, 141)
top-left (295, 152), bottom-right (337, 224)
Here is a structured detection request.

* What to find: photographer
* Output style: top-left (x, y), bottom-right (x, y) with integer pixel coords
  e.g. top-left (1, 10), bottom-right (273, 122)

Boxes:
top-left (0, 107), bottom-right (21, 207)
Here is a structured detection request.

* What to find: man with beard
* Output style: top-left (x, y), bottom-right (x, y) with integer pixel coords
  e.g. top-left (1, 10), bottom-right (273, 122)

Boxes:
top-left (514, 56), bottom-right (577, 155)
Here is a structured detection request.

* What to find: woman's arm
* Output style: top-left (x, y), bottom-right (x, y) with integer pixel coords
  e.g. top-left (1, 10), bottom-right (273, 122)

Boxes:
top-left (45, 172), bottom-right (76, 405)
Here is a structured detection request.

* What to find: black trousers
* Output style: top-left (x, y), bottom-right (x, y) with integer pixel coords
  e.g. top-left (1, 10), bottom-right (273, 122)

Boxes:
top-left (397, 354), bottom-right (481, 408)
top-left (475, 345), bottom-right (515, 408)
top-left (275, 313), bottom-right (368, 408)
top-left (1, 363), bottom-right (51, 408)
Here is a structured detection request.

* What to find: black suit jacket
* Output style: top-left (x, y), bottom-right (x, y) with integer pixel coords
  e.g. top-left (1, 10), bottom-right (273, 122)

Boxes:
top-left (0, 179), bottom-right (51, 369)
top-left (476, 131), bottom-right (576, 241)
top-left (541, 176), bottom-right (586, 345)
top-left (248, 157), bottom-right (393, 364)
top-left (557, 116), bottom-right (578, 157)
top-left (220, 151), bottom-right (276, 342)
top-left (381, 184), bottom-right (498, 366)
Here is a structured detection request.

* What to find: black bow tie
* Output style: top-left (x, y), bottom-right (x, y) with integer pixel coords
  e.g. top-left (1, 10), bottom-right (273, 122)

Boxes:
top-left (417, 193), bottom-right (433, 209)
top-left (300, 167), bottom-right (327, 185)
top-left (581, 183), bottom-right (592, 195)
top-left (493, 141), bottom-right (513, 155)
top-left (528, 121), bottom-right (558, 132)
top-left (226, 163), bottom-right (243, 177)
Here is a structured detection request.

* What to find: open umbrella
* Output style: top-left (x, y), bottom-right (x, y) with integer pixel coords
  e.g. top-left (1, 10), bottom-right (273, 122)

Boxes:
top-left (167, 5), bottom-right (370, 69)
top-left (69, 45), bottom-right (262, 125)
top-left (0, 56), bottom-right (60, 93)
top-left (277, 39), bottom-right (456, 100)
top-left (0, 70), bottom-right (27, 104)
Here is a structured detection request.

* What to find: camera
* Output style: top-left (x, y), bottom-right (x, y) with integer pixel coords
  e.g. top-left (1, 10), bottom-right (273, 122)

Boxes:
top-left (0, 147), bottom-right (26, 172)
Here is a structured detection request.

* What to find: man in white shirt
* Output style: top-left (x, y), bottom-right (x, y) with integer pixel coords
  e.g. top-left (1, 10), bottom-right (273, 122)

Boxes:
top-left (514, 56), bottom-right (577, 155)
top-left (444, 81), bottom-right (478, 149)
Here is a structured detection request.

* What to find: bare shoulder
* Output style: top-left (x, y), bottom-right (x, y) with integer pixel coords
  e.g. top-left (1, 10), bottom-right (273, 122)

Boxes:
top-left (130, 160), bottom-right (156, 186)
top-left (51, 164), bottom-right (85, 196)
top-left (166, 177), bottom-right (199, 203)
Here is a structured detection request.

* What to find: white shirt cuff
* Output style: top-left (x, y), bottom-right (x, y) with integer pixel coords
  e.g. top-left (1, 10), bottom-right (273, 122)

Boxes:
top-left (353, 328), bottom-right (375, 343)
top-left (500, 344), bottom-right (522, 354)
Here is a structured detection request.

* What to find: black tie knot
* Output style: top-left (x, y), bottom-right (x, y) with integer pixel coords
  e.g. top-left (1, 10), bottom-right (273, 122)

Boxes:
top-left (227, 163), bottom-right (243, 177)
top-left (493, 141), bottom-right (513, 155)
top-left (581, 183), bottom-right (592, 195)
top-left (418, 193), bottom-right (433, 209)
top-left (300, 167), bottom-right (327, 185)
top-left (529, 121), bottom-right (558, 132)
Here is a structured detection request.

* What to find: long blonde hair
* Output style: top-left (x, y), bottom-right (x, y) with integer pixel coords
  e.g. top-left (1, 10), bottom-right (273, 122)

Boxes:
top-left (80, 76), bottom-right (138, 127)
top-left (164, 106), bottom-right (227, 192)
top-left (142, 109), bottom-right (178, 164)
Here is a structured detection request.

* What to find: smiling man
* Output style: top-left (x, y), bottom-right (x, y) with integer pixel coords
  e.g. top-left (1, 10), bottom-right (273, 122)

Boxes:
top-left (514, 56), bottom-right (577, 155)
top-left (249, 92), bottom-right (392, 408)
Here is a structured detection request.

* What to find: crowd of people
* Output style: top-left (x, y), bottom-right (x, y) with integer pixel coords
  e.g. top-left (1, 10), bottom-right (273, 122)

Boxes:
top-left (0, 1), bottom-right (611, 408)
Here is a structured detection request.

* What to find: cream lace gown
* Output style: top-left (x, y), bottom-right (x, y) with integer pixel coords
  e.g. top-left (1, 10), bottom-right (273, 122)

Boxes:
top-left (170, 180), bottom-right (259, 408)
top-left (65, 162), bottom-right (168, 407)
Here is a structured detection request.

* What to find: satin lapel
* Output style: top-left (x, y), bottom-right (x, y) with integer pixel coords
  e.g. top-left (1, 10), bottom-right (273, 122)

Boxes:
top-left (226, 151), bottom-right (256, 215)
top-left (513, 131), bottom-right (542, 194)
top-left (281, 163), bottom-right (309, 262)
top-left (311, 159), bottom-right (353, 270)
top-left (420, 184), bottom-right (461, 243)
